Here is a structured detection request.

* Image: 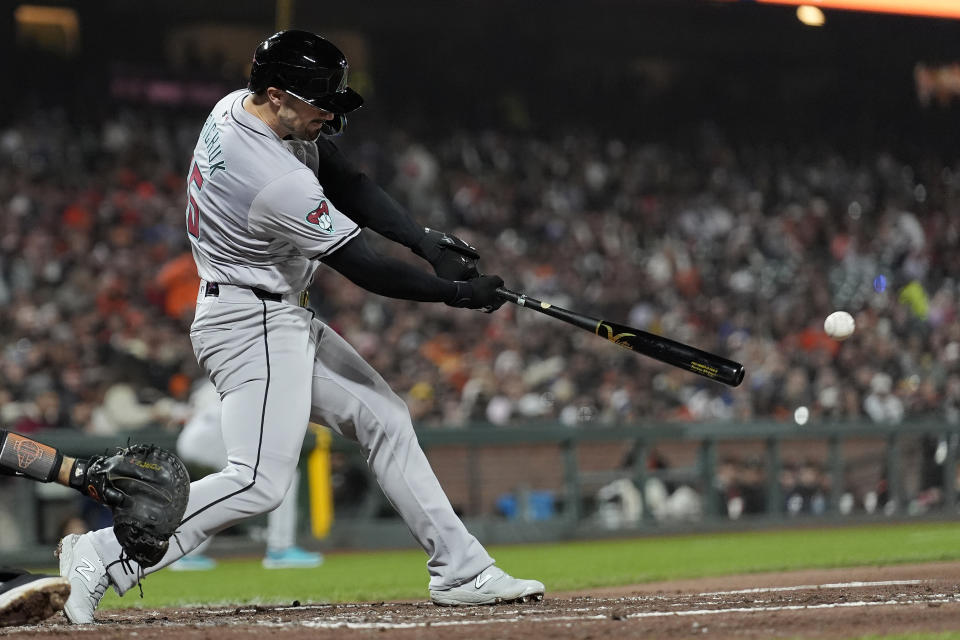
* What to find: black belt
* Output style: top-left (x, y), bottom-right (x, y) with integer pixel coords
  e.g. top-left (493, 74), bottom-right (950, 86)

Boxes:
top-left (203, 282), bottom-right (283, 303)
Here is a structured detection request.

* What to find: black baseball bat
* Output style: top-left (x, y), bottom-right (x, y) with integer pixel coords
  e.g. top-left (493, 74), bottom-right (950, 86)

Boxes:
top-left (496, 287), bottom-right (745, 387)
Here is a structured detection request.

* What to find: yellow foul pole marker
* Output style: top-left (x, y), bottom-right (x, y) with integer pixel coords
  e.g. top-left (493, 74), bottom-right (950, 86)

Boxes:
top-left (308, 423), bottom-right (333, 539)
top-left (275, 0), bottom-right (294, 31)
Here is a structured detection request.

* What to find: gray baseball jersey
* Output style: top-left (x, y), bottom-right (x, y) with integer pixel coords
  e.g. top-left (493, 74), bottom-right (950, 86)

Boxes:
top-left (187, 89), bottom-right (360, 294)
top-left (88, 90), bottom-right (494, 594)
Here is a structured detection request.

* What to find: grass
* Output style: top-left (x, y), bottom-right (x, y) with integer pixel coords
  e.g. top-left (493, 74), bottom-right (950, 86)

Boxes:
top-left (85, 520), bottom-right (960, 610)
top-left (850, 636), bottom-right (960, 640)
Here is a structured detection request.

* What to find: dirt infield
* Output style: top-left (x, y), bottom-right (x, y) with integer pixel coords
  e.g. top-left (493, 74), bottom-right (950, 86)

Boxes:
top-left (5, 561), bottom-right (960, 639)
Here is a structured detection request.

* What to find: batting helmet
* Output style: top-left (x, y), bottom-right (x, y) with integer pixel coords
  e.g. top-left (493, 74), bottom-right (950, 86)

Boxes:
top-left (248, 30), bottom-right (364, 114)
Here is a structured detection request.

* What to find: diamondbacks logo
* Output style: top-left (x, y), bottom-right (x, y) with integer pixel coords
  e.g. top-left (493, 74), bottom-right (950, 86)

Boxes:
top-left (306, 201), bottom-right (333, 232)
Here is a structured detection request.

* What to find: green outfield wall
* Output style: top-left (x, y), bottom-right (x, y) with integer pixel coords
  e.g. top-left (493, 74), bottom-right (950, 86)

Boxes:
top-left (1, 418), bottom-right (956, 565)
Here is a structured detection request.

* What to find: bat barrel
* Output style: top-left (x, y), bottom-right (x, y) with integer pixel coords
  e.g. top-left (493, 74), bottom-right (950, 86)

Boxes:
top-left (497, 287), bottom-right (746, 387)
top-left (598, 320), bottom-right (745, 386)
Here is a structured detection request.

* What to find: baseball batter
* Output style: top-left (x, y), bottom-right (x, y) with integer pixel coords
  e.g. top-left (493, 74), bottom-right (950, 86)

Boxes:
top-left (59, 30), bottom-right (544, 622)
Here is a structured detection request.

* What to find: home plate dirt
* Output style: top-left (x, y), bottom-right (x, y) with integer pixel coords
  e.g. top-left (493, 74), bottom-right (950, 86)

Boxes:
top-left (6, 561), bottom-right (960, 639)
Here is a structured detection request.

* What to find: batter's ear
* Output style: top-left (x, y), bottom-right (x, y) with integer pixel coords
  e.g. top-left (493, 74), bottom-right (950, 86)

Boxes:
top-left (265, 87), bottom-right (285, 106)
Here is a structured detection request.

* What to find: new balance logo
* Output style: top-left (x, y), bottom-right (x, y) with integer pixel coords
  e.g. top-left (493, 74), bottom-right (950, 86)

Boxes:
top-left (475, 573), bottom-right (492, 589)
top-left (75, 558), bottom-right (97, 583)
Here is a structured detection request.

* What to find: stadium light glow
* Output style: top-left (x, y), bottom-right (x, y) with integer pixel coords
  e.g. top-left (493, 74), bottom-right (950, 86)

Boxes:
top-left (796, 5), bottom-right (826, 26)
top-left (13, 4), bottom-right (79, 54)
top-left (754, 0), bottom-right (960, 20)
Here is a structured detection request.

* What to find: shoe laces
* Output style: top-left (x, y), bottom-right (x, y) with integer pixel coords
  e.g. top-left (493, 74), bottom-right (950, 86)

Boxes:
top-left (106, 527), bottom-right (185, 599)
top-left (107, 549), bottom-right (145, 598)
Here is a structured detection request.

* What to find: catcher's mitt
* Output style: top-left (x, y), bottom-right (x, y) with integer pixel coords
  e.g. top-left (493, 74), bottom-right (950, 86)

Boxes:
top-left (82, 444), bottom-right (190, 567)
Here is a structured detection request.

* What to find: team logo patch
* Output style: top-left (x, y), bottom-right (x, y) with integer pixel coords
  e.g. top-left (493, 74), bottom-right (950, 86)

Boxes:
top-left (306, 201), bottom-right (334, 232)
top-left (13, 437), bottom-right (41, 469)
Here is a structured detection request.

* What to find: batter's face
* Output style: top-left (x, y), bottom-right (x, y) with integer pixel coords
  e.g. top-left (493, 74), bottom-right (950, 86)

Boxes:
top-left (274, 90), bottom-right (336, 140)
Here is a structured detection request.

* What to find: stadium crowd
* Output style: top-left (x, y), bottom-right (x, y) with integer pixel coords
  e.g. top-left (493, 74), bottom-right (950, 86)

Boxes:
top-left (0, 108), bottom-right (958, 438)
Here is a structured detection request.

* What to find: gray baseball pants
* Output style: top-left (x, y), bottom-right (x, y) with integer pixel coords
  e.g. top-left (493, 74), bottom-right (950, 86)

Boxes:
top-left (90, 283), bottom-right (493, 594)
top-left (175, 394), bottom-right (301, 553)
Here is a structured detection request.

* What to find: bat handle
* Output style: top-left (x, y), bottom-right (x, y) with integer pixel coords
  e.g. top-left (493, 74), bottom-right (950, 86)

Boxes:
top-left (496, 287), bottom-right (522, 304)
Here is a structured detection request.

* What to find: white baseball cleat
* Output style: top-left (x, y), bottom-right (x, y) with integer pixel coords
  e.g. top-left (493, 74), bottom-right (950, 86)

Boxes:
top-left (56, 534), bottom-right (110, 624)
top-left (0, 570), bottom-right (71, 627)
top-left (430, 566), bottom-right (545, 606)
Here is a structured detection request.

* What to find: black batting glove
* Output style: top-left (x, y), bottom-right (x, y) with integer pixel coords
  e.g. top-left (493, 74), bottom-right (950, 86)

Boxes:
top-left (413, 228), bottom-right (481, 281)
top-left (445, 275), bottom-right (505, 313)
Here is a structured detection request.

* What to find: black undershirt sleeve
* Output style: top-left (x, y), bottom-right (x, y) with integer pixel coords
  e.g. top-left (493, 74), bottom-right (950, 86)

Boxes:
top-left (322, 233), bottom-right (457, 303)
top-left (315, 139), bottom-right (426, 249)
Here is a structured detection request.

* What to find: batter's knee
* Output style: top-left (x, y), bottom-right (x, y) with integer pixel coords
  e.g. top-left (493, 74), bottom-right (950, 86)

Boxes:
top-left (377, 390), bottom-right (414, 431)
top-left (248, 468), bottom-right (296, 513)
top-left (213, 462), bottom-right (295, 515)
top-left (355, 398), bottom-right (419, 452)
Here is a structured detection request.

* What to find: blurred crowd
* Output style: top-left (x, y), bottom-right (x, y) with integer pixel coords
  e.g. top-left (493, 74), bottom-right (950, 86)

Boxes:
top-left (586, 434), bottom-right (956, 530)
top-left (1, 107), bottom-right (959, 437)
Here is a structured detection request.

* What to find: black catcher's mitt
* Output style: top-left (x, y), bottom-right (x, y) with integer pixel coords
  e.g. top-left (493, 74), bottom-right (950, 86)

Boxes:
top-left (81, 444), bottom-right (190, 567)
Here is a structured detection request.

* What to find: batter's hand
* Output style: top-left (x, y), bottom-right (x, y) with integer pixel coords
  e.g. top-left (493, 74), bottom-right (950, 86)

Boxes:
top-left (414, 228), bottom-right (481, 281)
top-left (446, 274), bottom-right (506, 313)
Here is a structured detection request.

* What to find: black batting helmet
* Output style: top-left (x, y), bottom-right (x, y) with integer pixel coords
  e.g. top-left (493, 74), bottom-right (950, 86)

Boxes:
top-left (248, 30), bottom-right (364, 114)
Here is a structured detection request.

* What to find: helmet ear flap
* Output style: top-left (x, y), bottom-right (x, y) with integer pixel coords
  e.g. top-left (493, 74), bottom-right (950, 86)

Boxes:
top-left (247, 60), bottom-right (273, 94)
top-left (320, 114), bottom-right (347, 137)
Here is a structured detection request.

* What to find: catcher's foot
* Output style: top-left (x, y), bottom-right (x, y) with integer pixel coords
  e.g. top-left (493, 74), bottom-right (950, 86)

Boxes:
top-left (0, 570), bottom-right (70, 627)
top-left (430, 566), bottom-right (544, 606)
top-left (56, 534), bottom-right (109, 624)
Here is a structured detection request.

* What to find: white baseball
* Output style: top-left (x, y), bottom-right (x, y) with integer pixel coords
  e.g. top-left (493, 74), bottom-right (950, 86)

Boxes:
top-left (824, 311), bottom-right (855, 340)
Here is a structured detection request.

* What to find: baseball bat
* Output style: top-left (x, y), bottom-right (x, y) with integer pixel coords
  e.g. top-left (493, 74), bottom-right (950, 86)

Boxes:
top-left (496, 287), bottom-right (745, 387)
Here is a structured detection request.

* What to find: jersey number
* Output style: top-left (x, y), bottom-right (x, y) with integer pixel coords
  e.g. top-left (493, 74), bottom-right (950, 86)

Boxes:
top-left (186, 159), bottom-right (203, 239)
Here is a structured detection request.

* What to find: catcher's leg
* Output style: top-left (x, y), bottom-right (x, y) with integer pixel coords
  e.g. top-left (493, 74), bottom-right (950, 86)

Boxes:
top-left (308, 320), bottom-right (494, 590)
top-left (87, 300), bottom-right (314, 596)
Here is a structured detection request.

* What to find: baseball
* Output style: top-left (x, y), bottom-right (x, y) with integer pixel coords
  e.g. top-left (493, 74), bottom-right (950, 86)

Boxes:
top-left (824, 311), bottom-right (855, 340)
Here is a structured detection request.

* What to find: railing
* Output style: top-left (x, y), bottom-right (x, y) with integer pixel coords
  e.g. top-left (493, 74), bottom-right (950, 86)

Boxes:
top-left (1, 418), bottom-right (957, 565)
top-left (395, 418), bottom-right (958, 525)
